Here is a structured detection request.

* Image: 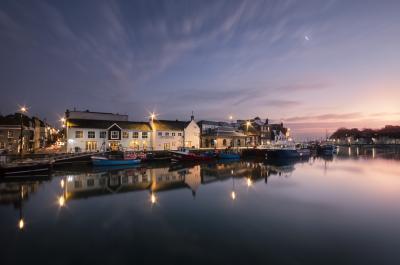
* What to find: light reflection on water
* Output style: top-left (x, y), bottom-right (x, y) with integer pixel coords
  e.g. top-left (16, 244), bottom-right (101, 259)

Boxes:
top-left (1, 146), bottom-right (400, 265)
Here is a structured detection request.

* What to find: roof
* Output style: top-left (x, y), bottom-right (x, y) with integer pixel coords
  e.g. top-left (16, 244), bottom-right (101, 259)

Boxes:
top-left (202, 126), bottom-right (247, 137)
top-left (151, 120), bottom-right (190, 131)
top-left (67, 119), bottom-right (152, 131)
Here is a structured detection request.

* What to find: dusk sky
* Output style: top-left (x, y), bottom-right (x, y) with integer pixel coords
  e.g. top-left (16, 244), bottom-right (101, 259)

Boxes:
top-left (1, 0), bottom-right (399, 138)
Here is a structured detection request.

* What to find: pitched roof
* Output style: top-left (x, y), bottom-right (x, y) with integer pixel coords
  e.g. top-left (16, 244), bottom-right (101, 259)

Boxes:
top-left (151, 120), bottom-right (190, 131)
top-left (67, 119), bottom-right (152, 131)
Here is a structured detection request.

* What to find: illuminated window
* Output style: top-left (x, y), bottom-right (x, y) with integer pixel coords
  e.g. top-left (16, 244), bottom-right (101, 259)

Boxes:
top-left (142, 132), bottom-right (148, 138)
top-left (111, 131), bottom-right (119, 139)
top-left (7, 131), bottom-right (13, 138)
top-left (122, 131), bottom-right (129, 138)
top-left (88, 131), bottom-right (95, 138)
top-left (132, 132), bottom-right (139, 138)
top-left (75, 131), bottom-right (83, 138)
top-left (100, 131), bottom-right (107, 138)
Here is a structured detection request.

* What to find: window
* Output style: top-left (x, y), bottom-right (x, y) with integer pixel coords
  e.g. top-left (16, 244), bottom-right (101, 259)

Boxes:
top-left (223, 139), bottom-right (227, 146)
top-left (158, 132), bottom-right (162, 136)
top-left (74, 181), bottom-right (82, 188)
top-left (172, 132), bottom-right (175, 136)
top-left (122, 131), bottom-right (129, 138)
top-left (75, 131), bottom-right (83, 138)
top-left (0, 142), bottom-right (4, 149)
top-left (100, 131), bottom-right (107, 138)
top-left (132, 132), bottom-right (139, 138)
top-left (7, 131), bottom-right (13, 138)
top-left (165, 132), bottom-right (170, 136)
top-left (237, 139), bottom-right (241, 146)
top-left (178, 132), bottom-right (182, 136)
top-left (88, 131), bottom-right (95, 138)
top-left (85, 141), bottom-right (97, 151)
top-left (111, 131), bottom-right (119, 139)
top-left (142, 132), bottom-right (148, 139)
top-left (87, 179), bottom-right (94, 187)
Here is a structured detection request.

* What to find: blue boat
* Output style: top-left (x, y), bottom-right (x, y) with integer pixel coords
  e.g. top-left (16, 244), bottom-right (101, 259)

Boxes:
top-left (91, 152), bottom-right (141, 166)
top-left (265, 141), bottom-right (300, 160)
top-left (218, 152), bottom-right (240, 159)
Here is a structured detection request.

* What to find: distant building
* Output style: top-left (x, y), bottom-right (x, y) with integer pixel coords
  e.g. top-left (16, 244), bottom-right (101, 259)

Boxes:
top-left (260, 119), bottom-right (288, 144)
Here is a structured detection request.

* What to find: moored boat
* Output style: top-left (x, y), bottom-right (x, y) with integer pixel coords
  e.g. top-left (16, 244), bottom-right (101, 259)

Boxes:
top-left (317, 143), bottom-right (337, 155)
top-left (218, 151), bottom-right (241, 159)
top-left (170, 148), bottom-right (214, 162)
top-left (265, 141), bottom-right (300, 160)
top-left (91, 151), bottom-right (142, 166)
top-left (0, 160), bottom-right (53, 176)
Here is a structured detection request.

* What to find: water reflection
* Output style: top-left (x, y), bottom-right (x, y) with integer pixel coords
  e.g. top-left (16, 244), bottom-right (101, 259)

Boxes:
top-left (1, 146), bottom-right (400, 265)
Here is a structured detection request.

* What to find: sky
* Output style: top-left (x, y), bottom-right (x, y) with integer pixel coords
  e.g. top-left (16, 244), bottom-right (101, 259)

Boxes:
top-left (0, 0), bottom-right (399, 139)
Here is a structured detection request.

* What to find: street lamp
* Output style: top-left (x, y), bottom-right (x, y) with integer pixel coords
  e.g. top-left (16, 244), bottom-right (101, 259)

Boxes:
top-left (19, 106), bottom-right (28, 156)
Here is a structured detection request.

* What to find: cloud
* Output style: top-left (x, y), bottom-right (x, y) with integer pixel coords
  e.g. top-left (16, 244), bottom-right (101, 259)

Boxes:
top-left (284, 112), bottom-right (363, 122)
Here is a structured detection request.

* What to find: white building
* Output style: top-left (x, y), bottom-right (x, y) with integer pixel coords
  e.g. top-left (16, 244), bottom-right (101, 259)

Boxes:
top-left (64, 110), bottom-right (200, 152)
top-left (150, 115), bottom-right (200, 150)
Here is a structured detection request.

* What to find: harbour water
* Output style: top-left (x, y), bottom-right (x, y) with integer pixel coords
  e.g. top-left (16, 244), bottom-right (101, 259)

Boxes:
top-left (1, 146), bottom-right (400, 265)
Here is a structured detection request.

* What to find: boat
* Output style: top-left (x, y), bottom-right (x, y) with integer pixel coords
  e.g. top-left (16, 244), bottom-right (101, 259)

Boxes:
top-left (265, 141), bottom-right (300, 160)
top-left (91, 151), bottom-right (141, 166)
top-left (0, 159), bottom-right (53, 176)
top-left (218, 149), bottom-right (241, 159)
top-left (295, 143), bottom-right (311, 157)
top-left (317, 143), bottom-right (337, 156)
top-left (170, 148), bottom-right (214, 162)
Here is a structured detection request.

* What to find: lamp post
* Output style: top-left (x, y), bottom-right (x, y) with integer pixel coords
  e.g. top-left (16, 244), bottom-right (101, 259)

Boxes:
top-left (19, 106), bottom-right (27, 157)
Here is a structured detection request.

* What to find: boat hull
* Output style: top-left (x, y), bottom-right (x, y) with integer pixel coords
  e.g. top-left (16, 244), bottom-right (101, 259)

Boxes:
top-left (170, 152), bottom-right (213, 162)
top-left (0, 163), bottom-right (52, 176)
top-left (265, 149), bottom-right (300, 160)
top-left (218, 153), bottom-right (240, 159)
top-left (92, 159), bottom-right (141, 166)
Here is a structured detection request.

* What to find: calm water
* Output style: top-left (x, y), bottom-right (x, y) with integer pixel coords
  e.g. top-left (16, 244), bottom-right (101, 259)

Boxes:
top-left (1, 146), bottom-right (400, 265)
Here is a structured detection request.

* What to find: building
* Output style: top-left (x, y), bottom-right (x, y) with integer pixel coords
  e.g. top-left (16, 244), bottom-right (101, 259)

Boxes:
top-left (200, 126), bottom-right (247, 148)
top-left (260, 119), bottom-right (288, 145)
top-left (0, 113), bottom-right (56, 153)
top-left (65, 119), bottom-right (152, 152)
top-left (150, 114), bottom-right (200, 150)
top-left (64, 110), bottom-right (200, 152)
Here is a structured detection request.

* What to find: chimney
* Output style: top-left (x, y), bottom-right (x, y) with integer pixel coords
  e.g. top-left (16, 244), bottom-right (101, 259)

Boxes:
top-left (191, 111), bottom-right (194, 121)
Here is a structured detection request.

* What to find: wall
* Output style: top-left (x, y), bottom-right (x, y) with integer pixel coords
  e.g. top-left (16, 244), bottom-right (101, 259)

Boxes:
top-left (184, 120), bottom-right (200, 148)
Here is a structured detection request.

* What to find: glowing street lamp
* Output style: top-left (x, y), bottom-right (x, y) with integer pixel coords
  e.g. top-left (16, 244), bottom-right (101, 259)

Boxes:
top-left (18, 218), bottom-right (24, 230)
top-left (18, 106), bottom-right (28, 156)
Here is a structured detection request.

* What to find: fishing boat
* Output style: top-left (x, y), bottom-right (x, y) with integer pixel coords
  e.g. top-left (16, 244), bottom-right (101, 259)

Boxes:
top-left (91, 151), bottom-right (141, 166)
top-left (170, 148), bottom-right (214, 162)
top-left (317, 143), bottom-right (337, 156)
top-left (265, 141), bottom-right (300, 160)
top-left (0, 159), bottom-right (53, 176)
top-left (295, 143), bottom-right (311, 157)
top-left (218, 149), bottom-right (241, 159)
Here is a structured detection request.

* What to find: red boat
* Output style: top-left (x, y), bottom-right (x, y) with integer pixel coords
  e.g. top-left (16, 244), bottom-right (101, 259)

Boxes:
top-left (170, 148), bottom-right (214, 162)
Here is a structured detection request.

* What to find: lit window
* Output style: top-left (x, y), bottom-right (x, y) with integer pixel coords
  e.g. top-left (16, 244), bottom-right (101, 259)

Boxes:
top-left (122, 131), bottom-right (129, 138)
top-left (142, 132), bottom-right (148, 139)
top-left (100, 131), bottom-right (107, 138)
top-left (75, 131), bottom-right (83, 138)
top-left (132, 132), bottom-right (139, 138)
top-left (7, 131), bottom-right (13, 138)
top-left (88, 131), bottom-right (95, 138)
top-left (111, 131), bottom-right (119, 139)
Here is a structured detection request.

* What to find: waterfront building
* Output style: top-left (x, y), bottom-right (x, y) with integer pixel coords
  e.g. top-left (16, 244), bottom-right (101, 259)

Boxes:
top-left (150, 114), bottom-right (200, 150)
top-left (200, 126), bottom-right (247, 148)
top-left (260, 119), bottom-right (289, 145)
top-left (64, 110), bottom-right (200, 152)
